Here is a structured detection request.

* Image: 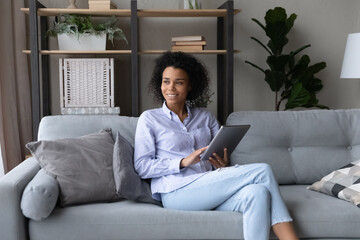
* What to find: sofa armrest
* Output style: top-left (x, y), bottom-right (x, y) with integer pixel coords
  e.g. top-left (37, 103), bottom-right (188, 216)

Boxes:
top-left (0, 157), bottom-right (40, 240)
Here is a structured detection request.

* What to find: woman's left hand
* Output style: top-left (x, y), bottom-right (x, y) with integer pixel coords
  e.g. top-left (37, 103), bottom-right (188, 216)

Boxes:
top-left (208, 148), bottom-right (229, 169)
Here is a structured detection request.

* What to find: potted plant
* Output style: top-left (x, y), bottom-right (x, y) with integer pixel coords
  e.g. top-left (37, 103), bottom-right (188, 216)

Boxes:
top-left (245, 7), bottom-right (328, 111)
top-left (46, 14), bottom-right (127, 51)
top-left (185, 0), bottom-right (201, 9)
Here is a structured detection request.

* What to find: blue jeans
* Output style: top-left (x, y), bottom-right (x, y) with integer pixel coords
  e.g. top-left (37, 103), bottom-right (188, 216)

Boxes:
top-left (161, 163), bottom-right (293, 240)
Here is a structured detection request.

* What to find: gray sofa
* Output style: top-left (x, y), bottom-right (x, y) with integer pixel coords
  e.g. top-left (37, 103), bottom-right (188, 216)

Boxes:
top-left (1, 109), bottom-right (360, 240)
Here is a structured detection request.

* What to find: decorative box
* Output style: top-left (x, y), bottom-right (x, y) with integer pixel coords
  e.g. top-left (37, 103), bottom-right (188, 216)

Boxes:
top-left (59, 58), bottom-right (119, 115)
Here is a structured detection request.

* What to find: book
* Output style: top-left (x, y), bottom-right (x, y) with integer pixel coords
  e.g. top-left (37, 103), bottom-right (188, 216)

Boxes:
top-left (89, 2), bottom-right (117, 9)
top-left (88, 0), bottom-right (113, 2)
top-left (173, 40), bottom-right (207, 46)
top-left (89, 0), bottom-right (114, 4)
top-left (89, 4), bottom-right (117, 10)
top-left (171, 45), bottom-right (204, 51)
top-left (171, 36), bottom-right (205, 42)
top-left (88, 0), bottom-right (117, 9)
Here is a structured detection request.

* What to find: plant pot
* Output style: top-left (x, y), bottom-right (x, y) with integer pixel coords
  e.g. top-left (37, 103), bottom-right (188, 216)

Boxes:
top-left (57, 33), bottom-right (106, 51)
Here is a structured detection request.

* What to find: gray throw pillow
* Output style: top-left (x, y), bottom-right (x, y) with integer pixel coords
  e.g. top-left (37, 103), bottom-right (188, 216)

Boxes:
top-left (113, 132), bottom-right (161, 206)
top-left (26, 130), bottom-right (117, 206)
top-left (21, 169), bottom-right (59, 221)
top-left (308, 159), bottom-right (360, 207)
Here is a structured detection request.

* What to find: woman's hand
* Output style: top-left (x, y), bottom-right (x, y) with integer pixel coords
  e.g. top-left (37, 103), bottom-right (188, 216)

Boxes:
top-left (180, 146), bottom-right (208, 168)
top-left (209, 148), bottom-right (229, 169)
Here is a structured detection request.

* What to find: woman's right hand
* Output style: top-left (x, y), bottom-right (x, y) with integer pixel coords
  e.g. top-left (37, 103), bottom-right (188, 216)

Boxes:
top-left (180, 146), bottom-right (208, 168)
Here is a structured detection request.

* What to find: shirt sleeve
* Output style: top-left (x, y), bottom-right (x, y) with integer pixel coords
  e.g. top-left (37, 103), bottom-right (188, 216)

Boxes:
top-left (208, 112), bottom-right (220, 170)
top-left (209, 112), bottom-right (220, 138)
top-left (134, 112), bottom-right (182, 179)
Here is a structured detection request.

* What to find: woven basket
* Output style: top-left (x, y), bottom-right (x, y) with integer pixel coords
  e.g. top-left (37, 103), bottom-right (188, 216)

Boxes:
top-left (59, 58), bottom-right (114, 108)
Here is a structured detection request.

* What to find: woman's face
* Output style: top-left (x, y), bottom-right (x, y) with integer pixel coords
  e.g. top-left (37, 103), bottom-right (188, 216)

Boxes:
top-left (161, 66), bottom-right (191, 107)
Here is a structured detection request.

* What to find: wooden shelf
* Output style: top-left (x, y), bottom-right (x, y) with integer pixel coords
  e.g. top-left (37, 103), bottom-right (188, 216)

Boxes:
top-left (137, 9), bottom-right (241, 17)
top-left (139, 50), bottom-right (241, 54)
top-left (23, 50), bottom-right (132, 55)
top-left (21, 8), bottom-right (131, 17)
top-left (20, 8), bottom-right (240, 17)
top-left (23, 49), bottom-right (240, 55)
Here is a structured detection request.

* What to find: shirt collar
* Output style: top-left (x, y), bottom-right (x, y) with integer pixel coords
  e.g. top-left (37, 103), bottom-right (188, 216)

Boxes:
top-left (162, 102), bottom-right (192, 120)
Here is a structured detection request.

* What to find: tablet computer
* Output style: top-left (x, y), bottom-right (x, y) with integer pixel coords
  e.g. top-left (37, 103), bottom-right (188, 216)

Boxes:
top-left (200, 125), bottom-right (250, 161)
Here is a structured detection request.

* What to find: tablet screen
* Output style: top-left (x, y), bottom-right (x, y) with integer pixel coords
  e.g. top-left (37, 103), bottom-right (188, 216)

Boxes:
top-left (200, 125), bottom-right (250, 161)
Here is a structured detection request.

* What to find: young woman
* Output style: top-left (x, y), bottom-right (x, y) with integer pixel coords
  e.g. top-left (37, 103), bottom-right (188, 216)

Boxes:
top-left (134, 51), bottom-right (298, 240)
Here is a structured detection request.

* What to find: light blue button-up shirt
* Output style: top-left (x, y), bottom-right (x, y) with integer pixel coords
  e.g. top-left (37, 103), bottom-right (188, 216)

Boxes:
top-left (134, 102), bottom-right (219, 201)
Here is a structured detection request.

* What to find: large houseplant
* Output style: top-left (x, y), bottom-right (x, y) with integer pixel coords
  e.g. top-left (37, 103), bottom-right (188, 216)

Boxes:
top-left (245, 7), bottom-right (328, 111)
top-left (46, 14), bottom-right (127, 50)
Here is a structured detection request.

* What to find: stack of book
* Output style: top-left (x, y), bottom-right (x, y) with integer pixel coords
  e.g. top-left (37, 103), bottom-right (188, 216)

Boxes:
top-left (171, 36), bottom-right (206, 51)
top-left (88, 0), bottom-right (117, 10)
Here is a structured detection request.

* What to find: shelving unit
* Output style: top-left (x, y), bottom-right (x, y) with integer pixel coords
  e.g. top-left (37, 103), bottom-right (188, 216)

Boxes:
top-left (22, 50), bottom-right (240, 55)
top-left (23, 0), bottom-right (240, 139)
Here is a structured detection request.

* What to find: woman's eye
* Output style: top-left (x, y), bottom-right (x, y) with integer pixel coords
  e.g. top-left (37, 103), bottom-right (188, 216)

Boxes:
top-left (176, 82), bottom-right (183, 85)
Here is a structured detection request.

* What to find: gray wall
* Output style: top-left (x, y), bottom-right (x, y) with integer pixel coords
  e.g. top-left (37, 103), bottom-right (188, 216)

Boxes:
top-left (37, 0), bottom-right (360, 117)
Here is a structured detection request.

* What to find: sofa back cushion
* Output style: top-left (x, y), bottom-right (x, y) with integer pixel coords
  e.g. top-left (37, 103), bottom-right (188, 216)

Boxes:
top-left (38, 115), bottom-right (138, 146)
top-left (226, 109), bottom-right (360, 185)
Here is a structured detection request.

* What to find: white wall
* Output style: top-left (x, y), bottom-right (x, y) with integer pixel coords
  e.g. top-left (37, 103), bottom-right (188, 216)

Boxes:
top-left (37, 0), bottom-right (360, 116)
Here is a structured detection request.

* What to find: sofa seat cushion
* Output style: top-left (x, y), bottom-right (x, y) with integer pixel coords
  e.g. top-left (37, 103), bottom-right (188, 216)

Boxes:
top-left (28, 185), bottom-right (360, 240)
top-left (280, 185), bottom-right (360, 239)
top-left (28, 200), bottom-right (243, 240)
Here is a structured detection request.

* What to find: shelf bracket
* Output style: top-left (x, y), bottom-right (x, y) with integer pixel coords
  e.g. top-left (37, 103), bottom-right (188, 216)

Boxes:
top-left (131, 0), bottom-right (139, 117)
top-left (29, 0), bottom-right (44, 140)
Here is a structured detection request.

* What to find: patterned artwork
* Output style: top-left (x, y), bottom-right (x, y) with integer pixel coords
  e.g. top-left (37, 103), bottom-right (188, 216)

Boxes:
top-left (61, 107), bottom-right (120, 115)
top-left (308, 159), bottom-right (360, 207)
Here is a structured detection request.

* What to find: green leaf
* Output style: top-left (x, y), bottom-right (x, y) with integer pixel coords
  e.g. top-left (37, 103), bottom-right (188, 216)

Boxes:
top-left (285, 82), bottom-right (311, 110)
top-left (301, 94), bottom-right (328, 109)
top-left (307, 62), bottom-right (327, 75)
top-left (195, 0), bottom-right (200, 9)
top-left (250, 37), bottom-right (273, 55)
top-left (46, 14), bottom-right (127, 45)
top-left (297, 61), bottom-right (326, 87)
top-left (251, 18), bottom-right (266, 32)
top-left (265, 7), bottom-right (287, 25)
top-left (265, 70), bottom-right (286, 92)
top-left (304, 77), bottom-right (323, 93)
top-left (266, 55), bottom-right (290, 71)
top-left (313, 104), bottom-right (329, 109)
top-left (265, 22), bottom-right (289, 54)
top-left (288, 55), bottom-right (310, 78)
top-left (245, 61), bottom-right (266, 74)
top-left (290, 44), bottom-right (311, 58)
top-left (285, 13), bottom-right (297, 33)
top-left (263, 7), bottom-right (296, 55)
top-left (288, 45), bottom-right (310, 69)
top-left (189, 0), bottom-right (194, 9)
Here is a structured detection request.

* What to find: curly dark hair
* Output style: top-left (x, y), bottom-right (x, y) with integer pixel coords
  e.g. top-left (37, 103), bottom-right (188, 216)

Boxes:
top-left (148, 51), bottom-right (211, 107)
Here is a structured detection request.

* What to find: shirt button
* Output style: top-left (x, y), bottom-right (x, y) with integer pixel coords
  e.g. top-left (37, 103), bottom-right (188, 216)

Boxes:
top-left (348, 146), bottom-right (352, 151)
top-left (288, 147), bottom-right (292, 152)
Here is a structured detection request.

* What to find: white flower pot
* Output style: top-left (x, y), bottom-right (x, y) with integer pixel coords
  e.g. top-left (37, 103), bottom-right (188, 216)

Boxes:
top-left (57, 33), bottom-right (106, 51)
